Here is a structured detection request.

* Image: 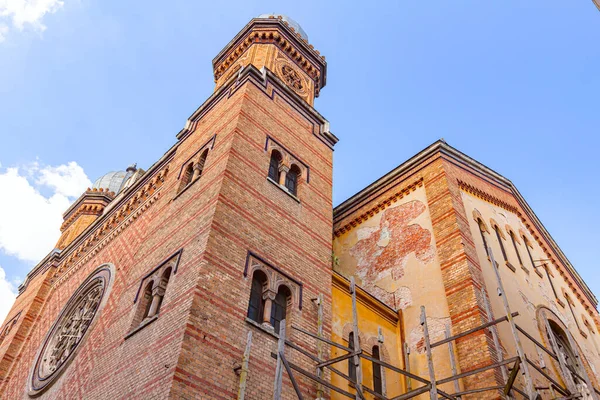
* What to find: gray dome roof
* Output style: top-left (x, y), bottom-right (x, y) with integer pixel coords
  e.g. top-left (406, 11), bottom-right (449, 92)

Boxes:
top-left (91, 170), bottom-right (133, 194)
top-left (257, 14), bottom-right (308, 41)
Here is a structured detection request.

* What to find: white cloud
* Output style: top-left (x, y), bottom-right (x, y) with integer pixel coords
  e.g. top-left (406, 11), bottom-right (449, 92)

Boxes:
top-left (0, 161), bottom-right (90, 263)
top-left (0, 266), bottom-right (16, 324)
top-left (0, 0), bottom-right (64, 41)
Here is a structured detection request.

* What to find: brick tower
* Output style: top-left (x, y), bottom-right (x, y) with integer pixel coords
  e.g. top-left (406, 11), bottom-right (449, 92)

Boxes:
top-left (0, 14), bottom-right (336, 399)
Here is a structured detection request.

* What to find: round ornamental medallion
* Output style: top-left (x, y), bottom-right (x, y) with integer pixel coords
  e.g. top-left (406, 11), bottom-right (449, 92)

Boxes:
top-left (28, 265), bottom-right (114, 397)
top-left (281, 64), bottom-right (303, 91)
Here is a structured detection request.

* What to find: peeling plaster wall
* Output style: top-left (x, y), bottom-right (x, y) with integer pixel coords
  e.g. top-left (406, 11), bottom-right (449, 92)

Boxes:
top-left (330, 279), bottom-right (404, 398)
top-left (462, 191), bottom-right (600, 388)
top-left (333, 186), bottom-right (456, 392)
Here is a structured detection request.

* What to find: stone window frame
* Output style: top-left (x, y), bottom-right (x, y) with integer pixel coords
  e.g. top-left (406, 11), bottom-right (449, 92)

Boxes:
top-left (536, 306), bottom-right (595, 393)
top-left (489, 218), bottom-right (516, 273)
top-left (243, 251), bottom-right (302, 336)
top-left (505, 224), bottom-right (530, 275)
top-left (472, 209), bottom-right (491, 260)
top-left (126, 249), bottom-right (182, 339)
top-left (175, 134), bottom-right (216, 198)
top-left (264, 135), bottom-right (309, 201)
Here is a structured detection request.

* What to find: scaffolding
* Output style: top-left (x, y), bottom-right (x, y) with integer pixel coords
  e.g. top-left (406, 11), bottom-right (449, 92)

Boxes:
top-left (249, 247), bottom-right (600, 400)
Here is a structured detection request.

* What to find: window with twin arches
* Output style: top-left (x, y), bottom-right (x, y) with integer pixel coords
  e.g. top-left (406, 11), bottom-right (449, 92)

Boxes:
top-left (128, 250), bottom-right (182, 335)
top-left (244, 253), bottom-right (301, 335)
top-left (266, 138), bottom-right (308, 198)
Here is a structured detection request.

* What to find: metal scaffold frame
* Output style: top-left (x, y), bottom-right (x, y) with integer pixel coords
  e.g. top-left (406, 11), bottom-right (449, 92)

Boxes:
top-left (256, 247), bottom-right (600, 400)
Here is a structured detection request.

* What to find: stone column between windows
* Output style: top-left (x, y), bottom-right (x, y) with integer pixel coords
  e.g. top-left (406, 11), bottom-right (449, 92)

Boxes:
top-left (278, 165), bottom-right (289, 187)
top-left (262, 289), bottom-right (276, 326)
top-left (192, 162), bottom-right (202, 181)
top-left (147, 285), bottom-right (166, 318)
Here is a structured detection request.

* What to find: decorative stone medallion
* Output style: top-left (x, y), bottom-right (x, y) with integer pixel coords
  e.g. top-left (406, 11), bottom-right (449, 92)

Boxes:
top-left (281, 63), bottom-right (303, 91)
top-left (28, 264), bottom-right (114, 397)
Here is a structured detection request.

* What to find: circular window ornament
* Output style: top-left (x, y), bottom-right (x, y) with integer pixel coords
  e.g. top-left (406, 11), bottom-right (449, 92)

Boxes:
top-left (28, 264), bottom-right (114, 397)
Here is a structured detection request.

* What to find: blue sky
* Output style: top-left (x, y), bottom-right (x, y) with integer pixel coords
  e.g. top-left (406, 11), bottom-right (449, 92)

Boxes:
top-left (0, 1), bottom-right (598, 320)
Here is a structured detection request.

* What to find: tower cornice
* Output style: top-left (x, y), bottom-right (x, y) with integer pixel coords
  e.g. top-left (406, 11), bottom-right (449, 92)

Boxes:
top-left (212, 16), bottom-right (327, 104)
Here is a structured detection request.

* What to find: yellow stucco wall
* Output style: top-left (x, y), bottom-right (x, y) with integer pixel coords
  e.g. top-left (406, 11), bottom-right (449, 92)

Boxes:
top-left (331, 273), bottom-right (404, 398)
top-left (332, 186), bottom-right (458, 396)
top-left (461, 191), bottom-right (600, 388)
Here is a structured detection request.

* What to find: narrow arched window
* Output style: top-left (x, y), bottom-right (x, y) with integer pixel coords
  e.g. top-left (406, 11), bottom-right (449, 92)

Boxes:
top-left (268, 150), bottom-right (282, 182)
top-left (509, 231), bottom-right (523, 266)
top-left (348, 332), bottom-right (356, 382)
top-left (196, 149), bottom-right (208, 178)
top-left (247, 270), bottom-right (267, 323)
top-left (477, 219), bottom-right (489, 257)
top-left (523, 236), bottom-right (536, 269)
top-left (154, 267), bottom-right (172, 316)
top-left (179, 162), bottom-right (194, 191)
top-left (372, 345), bottom-right (383, 394)
top-left (285, 164), bottom-right (300, 195)
top-left (140, 282), bottom-right (154, 321)
top-left (494, 225), bottom-right (508, 262)
top-left (271, 285), bottom-right (291, 334)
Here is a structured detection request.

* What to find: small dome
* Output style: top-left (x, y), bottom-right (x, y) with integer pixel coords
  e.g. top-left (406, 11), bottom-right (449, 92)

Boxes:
top-left (91, 169), bottom-right (135, 194)
top-left (257, 14), bottom-right (308, 41)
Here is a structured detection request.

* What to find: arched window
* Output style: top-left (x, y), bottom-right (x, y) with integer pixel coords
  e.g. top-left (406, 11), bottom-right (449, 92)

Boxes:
top-left (348, 332), bottom-right (356, 382)
top-left (247, 270), bottom-right (267, 323)
top-left (285, 164), bottom-right (300, 195)
top-left (196, 149), bottom-right (208, 178)
top-left (494, 225), bottom-right (508, 262)
top-left (179, 162), bottom-right (194, 191)
top-left (523, 235), bottom-right (536, 269)
top-left (372, 345), bottom-right (383, 394)
top-left (271, 285), bottom-right (291, 334)
top-left (268, 150), bottom-right (282, 182)
top-left (154, 267), bottom-right (172, 316)
top-left (509, 231), bottom-right (523, 266)
top-left (477, 219), bottom-right (490, 257)
top-left (140, 282), bottom-right (154, 321)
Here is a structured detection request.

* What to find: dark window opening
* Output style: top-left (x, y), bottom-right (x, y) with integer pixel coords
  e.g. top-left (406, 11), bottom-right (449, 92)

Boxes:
top-left (285, 164), bottom-right (300, 195)
top-left (509, 231), bottom-right (523, 265)
top-left (196, 149), bottom-right (208, 178)
top-left (523, 236), bottom-right (536, 269)
top-left (268, 150), bottom-right (282, 182)
top-left (494, 226), bottom-right (508, 262)
top-left (372, 345), bottom-right (383, 394)
top-left (271, 285), bottom-right (291, 334)
top-left (141, 282), bottom-right (153, 320)
top-left (247, 271), bottom-right (267, 323)
top-left (478, 219), bottom-right (490, 257)
top-left (179, 162), bottom-right (194, 191)
top-left (348, 332), bottom-right (356, 382)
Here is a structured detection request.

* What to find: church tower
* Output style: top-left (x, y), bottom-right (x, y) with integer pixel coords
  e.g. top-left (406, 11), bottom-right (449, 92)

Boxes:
top-left (0, 15), bottom-right (336, 399)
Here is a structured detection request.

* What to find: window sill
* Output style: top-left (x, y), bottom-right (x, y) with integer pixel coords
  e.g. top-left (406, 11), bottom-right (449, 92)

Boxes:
top-left (519, 264), bottom-right (530, 275)
top-left (245, 317), bottom-right (279, 340)
top-left (267, 177), bottom-right (300, 203)
top-left (124, 315), bottom-right (158, 340)
top-left (505, 261), bottom-right (516, 273)
top-left (580, 329), bottom-right (588, 339)
top-left (557, 298), bottom-right (566, 308)
top-left (172, 177), bottom-right (200, 201)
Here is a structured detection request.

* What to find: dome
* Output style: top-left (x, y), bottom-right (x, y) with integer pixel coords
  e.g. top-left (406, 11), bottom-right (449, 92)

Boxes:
top-left (91, 169), bottom-right (135, 194)
top-left (257, 14), bottom-right (308, 41)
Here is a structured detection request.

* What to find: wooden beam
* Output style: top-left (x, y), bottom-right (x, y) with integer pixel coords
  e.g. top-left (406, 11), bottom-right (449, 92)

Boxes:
top-left (280, 352), bottom-right (304, 400)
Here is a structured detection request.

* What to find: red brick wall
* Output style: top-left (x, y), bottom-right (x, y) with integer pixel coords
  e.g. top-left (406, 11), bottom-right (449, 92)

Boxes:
top-left (0, 70), bottom-right (333, 400)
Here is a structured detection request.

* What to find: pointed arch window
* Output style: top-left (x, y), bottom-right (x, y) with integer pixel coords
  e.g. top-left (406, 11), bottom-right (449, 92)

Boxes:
top-left (494, 225), bottom-right (508, 262)
top-left (196, 148), bottom-right (209, 179)
top-left (268, 150), bottom-right (282, 182)
top-left (372, 345), bottom-right (383, 394)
